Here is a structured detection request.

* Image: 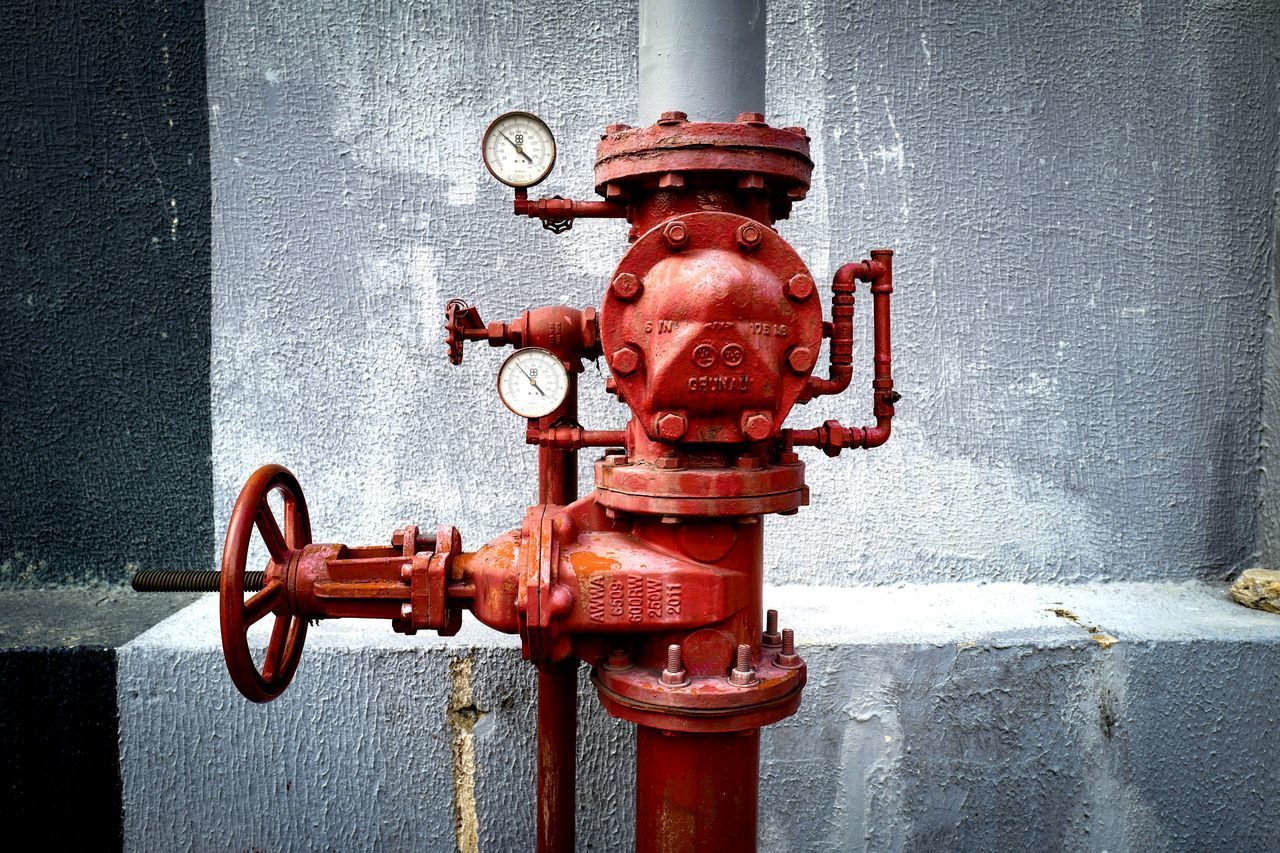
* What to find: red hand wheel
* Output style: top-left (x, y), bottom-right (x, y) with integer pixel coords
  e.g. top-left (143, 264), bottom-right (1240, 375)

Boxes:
top-left (220, 464), bottom-right (312, 703)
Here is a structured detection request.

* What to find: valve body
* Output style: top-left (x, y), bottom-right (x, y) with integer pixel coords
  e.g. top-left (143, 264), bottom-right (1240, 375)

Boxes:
top-left (138, 108), bottom-right (896, 853)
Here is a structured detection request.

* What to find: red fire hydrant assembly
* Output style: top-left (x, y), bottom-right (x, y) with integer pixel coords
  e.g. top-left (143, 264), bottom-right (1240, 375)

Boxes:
top-left (137, 108), bottom-right (896, 851)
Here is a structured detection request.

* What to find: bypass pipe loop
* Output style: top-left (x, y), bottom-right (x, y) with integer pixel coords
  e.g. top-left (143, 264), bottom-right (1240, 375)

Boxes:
top-left (220, 464), bottom-right (312, 703)
top-left (786, 249), bottom-right (897, 455)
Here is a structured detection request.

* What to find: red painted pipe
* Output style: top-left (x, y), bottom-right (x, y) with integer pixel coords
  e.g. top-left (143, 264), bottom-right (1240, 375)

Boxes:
top-left (788, 250), bottom-right (895, 454)
top-left (537, 659), bottom-right (578, 853)
top-left (535, 376), bottom-right (579, 853)
top-left (635, 728), bottom-right (760, 853)
top-left (800, 263), bottom-right (858, 401)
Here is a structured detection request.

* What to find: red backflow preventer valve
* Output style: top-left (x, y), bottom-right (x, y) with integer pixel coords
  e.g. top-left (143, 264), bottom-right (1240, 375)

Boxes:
top-left (135, 107), bottom-right (898, 853)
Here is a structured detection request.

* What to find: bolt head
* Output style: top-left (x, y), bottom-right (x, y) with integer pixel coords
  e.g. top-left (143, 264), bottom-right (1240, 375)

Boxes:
top-left (661, 220), bottom-right (690, 250)
top-left (783, 126), bottom-right (809, 139)
top-left (736, 222), bottom-right (763, 251)
top-left (655, 455), bottom-right (682, 470)
top-left (611, 271), bottom-right (642, 301)
top-left (655, 412), bottom-right (689, 441)
top-left (611, 345), bottom-right (641, 376)
top-left (604, 123), bottom-right (632, 135)
top-left (786, 345), bottom-right (817, 374)
top-left (785, 273), bottom-right (816, 301)
top-left (657, 110), bottom-right (688, 126)
top-left (741, 412), bottom-right (774, 441)
top-left (736, 111), bottom-right (767, 125)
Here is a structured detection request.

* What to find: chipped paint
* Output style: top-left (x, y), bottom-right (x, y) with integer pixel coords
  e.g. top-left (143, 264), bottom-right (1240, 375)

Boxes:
top-left (448, 655), bottom-right (483, 853)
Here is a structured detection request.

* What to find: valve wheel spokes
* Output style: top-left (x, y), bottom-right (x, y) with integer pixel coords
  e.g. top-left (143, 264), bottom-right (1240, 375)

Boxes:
top-left (220, 464), bottom-right (312, 703)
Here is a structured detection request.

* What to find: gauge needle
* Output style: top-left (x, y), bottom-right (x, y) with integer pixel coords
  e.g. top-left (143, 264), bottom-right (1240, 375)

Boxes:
top-left (516, 362), bottom-right (547, 396)
top-left (499, 131), bottom-right (534, 164)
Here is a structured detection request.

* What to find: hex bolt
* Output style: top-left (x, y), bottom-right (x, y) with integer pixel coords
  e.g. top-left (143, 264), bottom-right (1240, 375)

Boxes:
top-left (736, 222), bottom-right (763, 251)
top-left (655, 455), bottom-right (682, 470)
top-left (729, 643), bottom-right (759, 686)
top-left (762, 609), bottom-right (782, 646)
top-left (785, 273), bottom-right (816, 302)
top-left (786, 345), bottom-right (817, 374)
top-left (657, 110), bottom-right (688, 126)
top-left (656, 412), bottom-right (689, 441)
top-left (611, 272), bottom-right (642, 301)
top-left (736, 111), bottom-right (767, 125)
top-left (783, 126), bottom-right (809, 139)
top-left (776, 628), bottom-right (803, 669)
top-left (606, 648), bottom-right (632, 670)
top-left (661, 643), bottom-right (689, 686)
top-left (741, 412), bottom-right (773, 441)
top-left (604, 123), bottom-right (632, 135)
top-left (611, 345), bottom-right (641, 376)
top-left (662, 220), bottom-right (690, 250)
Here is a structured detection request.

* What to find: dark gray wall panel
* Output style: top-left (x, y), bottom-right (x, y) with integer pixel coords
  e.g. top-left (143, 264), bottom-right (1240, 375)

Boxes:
top-left (0, 0), bottom-right (212, 586)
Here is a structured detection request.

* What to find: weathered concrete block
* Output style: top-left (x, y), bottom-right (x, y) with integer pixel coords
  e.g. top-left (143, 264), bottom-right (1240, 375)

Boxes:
top-left (120, 582), bottom-right (1280, 852)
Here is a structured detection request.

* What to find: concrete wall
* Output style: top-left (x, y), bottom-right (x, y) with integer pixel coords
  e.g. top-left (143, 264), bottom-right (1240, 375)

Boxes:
top-left (0, 0), bottom-right (213, 586)
top-left (120, 582), bottom-right (1280, 851)
top-left (210, 0), bottom-right (1279, 586)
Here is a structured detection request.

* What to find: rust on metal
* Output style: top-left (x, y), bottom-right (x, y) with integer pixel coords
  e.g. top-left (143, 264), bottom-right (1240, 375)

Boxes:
top-left (137, 110), bottom-right (899, 853)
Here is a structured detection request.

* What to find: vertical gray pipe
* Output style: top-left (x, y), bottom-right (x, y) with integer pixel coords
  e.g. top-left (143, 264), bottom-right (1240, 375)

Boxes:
top-left (638, 0), bottom-right (766, 124)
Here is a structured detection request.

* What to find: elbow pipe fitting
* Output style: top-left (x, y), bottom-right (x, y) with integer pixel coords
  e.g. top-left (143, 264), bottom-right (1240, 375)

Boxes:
top-left (787, 249), bottom-right (896, 455)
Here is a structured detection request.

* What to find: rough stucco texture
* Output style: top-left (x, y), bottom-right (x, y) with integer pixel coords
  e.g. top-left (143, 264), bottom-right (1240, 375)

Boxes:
top-left (120, 583), bottom-right (1280, 851)
top-left (209, 0), bottom-right (1279, 584)
top-left (0, 0), bottom-right (213, 586)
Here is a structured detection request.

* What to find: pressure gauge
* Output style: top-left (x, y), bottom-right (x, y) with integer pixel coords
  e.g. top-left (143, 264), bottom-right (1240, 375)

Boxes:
top-left (497, 347), bottom-right (569, 419)
top-left (482, 111), bottom-right (557, 187)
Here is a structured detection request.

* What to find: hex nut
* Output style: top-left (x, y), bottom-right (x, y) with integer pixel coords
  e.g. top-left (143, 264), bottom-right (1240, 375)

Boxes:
top-left (736, 112), bottom-right (766, 125)
top-left (611, 345), bottom-right (641, 376)
top-left (611, 272), bottom-right (642, 301)
top-left (785, 273), bottom-right (816, 301)
top-left (741, 412), bottom-right (773, 441)
top-left (736, 222), bottom-right (763, 251)
top-left (656, 412), bottom-right (689, 441)
top-left (655, 456), bottom-right (682, 470)
top-left (657, 110), bottom-right (688, 126)
top-left (662, 220), bottom-right (690, 250)
top-left (786, 345), bottom-right (817, 374)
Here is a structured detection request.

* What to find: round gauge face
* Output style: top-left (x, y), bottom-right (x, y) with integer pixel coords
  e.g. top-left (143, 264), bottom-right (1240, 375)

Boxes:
top-left (482, 111), bottom-right (556, 187)
top-left (497, 347), bottom-right (569, 419)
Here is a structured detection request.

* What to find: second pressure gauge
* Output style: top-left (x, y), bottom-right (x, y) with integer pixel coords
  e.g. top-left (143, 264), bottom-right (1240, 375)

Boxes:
top-left (497, 347), bottom-right (569, 419)
top-left (482, 111), bottom-right (556, 187)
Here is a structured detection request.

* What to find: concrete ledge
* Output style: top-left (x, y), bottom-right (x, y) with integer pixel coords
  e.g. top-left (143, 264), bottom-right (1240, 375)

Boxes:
top-left (120, 583), bottom-right (1280, 852)
top-left (0, 589), bottom-right (199, 853)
